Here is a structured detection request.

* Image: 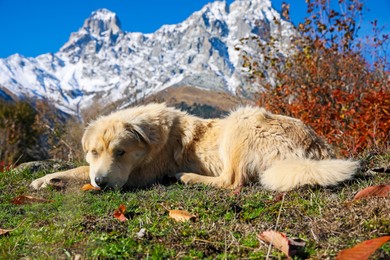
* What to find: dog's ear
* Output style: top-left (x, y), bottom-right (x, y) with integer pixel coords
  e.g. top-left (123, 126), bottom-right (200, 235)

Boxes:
top-left (125, 123), bottom-right (149, 144)
top-left (124, 123), bottom-right (160, 145)
top-left (81, 125), bottom-right (93, 152)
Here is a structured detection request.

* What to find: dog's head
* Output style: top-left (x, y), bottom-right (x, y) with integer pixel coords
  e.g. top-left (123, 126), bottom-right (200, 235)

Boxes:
top-left (82, 119), bottom-right (158, 189)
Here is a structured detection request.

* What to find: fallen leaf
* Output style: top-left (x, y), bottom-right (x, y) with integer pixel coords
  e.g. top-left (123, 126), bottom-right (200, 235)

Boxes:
top-left (168, 210), bottom-right (196, 222)
top-left (0, 228), bottom-right (12, 236)
top-left (271, 193), bottom-right (286, 203)
top-left (258, 230), bottom-right (289, 256)
top-left (113, 204), bottom-right (128, 222)
top-left (257, 230), bottom-right (306, 258)
top-left (337, 236), bottom-right (390, 260)
top-left (81, 183), bottom-right (101, 191)
top-left (353, 185), bottom-right (390, 200)
top-left (11, 195), bottom-right (53, 205)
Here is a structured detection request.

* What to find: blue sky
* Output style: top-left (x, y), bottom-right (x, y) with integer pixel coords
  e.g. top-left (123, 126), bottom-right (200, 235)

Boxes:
top-left (0, 0), bottom-right (388, 58)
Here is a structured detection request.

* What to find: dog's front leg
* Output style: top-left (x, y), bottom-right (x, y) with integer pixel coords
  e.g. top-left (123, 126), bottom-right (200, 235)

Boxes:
top-left (30, 166), bottom-right (90, 190)
top-left (176, 172), bottom-right (233, 189)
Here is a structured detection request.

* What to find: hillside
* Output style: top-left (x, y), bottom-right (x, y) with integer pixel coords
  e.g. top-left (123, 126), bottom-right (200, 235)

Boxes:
top-left (0, 0), bottom-right (295, 115)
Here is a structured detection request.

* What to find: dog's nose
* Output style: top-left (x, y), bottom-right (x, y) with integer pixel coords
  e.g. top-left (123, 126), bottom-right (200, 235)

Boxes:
top-left (95, 176), bottom-right (108, 187)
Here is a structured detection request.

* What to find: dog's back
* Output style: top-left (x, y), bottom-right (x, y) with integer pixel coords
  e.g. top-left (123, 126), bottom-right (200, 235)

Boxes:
top-left (177, 106), bottom-right (358, 190)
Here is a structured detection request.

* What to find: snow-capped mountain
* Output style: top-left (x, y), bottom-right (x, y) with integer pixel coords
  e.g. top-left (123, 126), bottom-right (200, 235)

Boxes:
top-left (0, 0), bottom-right (295, 115)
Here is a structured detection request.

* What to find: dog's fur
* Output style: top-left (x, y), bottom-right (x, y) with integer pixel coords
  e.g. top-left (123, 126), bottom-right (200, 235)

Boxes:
top-left (30, 103), bottom-right (358, 191)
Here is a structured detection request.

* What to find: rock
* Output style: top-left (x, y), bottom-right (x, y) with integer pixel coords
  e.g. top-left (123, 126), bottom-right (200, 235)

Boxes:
top-left (15, 159), bottom-right (77, 174)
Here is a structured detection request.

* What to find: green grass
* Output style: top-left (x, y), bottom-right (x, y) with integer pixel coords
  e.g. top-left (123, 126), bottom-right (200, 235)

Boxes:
top-left (0, 154), bottom-right (389, 259)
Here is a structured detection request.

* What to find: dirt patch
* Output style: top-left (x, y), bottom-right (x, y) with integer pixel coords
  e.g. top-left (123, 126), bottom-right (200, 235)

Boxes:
top-left (80, 215), bottom-right (128, 234)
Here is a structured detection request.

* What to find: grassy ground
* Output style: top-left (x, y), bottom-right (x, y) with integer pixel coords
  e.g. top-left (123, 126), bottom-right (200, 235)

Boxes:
top-left (0, 152), bottom-right (389, 259)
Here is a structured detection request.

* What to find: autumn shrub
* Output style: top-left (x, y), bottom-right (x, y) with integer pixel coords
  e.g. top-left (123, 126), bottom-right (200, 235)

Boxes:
top-left (246, 0), bottom-right (389, 156)
top-left (0, 99), bottom-right (85, 166)
top-left (0, 101), bottom-right (47, 165)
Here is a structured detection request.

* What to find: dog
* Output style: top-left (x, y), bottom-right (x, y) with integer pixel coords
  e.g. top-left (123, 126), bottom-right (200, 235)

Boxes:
top-left (30, 103), bottom-right (358, 191)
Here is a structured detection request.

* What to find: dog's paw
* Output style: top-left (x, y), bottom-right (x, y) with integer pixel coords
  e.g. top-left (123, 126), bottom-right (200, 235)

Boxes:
top-left (30, 174), bottom-right (66, 190)
top-left (30, 176), bottom-right (49, 190)
top-left (175, 172), bottom-right (197, 185)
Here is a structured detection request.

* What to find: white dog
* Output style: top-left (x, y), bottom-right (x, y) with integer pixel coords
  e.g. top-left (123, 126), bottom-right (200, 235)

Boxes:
top-left (31, 103), bottom-right (358, 191)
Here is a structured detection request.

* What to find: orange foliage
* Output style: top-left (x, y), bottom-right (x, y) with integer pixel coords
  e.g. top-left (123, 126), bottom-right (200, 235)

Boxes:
top-left (250, 0), bottom-right (389, 156)
top-left (257, 56), bottom-right (390, 156)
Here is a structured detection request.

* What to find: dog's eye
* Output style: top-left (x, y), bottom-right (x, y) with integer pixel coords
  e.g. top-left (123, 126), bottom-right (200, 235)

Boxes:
top-left (91, 150), bottom-right (98, 156)
top-left (115, 150), bottom-right (125, 157)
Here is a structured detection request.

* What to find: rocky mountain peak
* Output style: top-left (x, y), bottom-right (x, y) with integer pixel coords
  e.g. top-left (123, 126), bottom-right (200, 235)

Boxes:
top-left (201, 1), bottom-right (229, 17)
top-left (60, 8), bottom-right (123, 56)
top-left (82, 8), bottom-right (122, 37)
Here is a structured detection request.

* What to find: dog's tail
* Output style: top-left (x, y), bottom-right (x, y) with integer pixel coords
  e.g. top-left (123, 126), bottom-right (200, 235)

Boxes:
top-left (260, 158), bottom-right (359, 191)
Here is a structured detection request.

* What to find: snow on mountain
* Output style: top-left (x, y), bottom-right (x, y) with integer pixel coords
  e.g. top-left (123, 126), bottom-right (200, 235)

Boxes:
top-left (0, 0), bottom-right (296, 115)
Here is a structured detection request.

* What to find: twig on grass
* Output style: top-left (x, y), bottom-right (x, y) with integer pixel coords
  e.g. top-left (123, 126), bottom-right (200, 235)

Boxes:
top-left (266, 193), bottom-right (286, 259)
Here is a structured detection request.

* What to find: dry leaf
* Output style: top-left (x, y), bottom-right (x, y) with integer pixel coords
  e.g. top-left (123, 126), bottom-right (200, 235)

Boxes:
top-left (337, 236), bottom-right (390, 260)
top-left (11, 195), bottom-right (53, 205)
top-left (113, 204), bottom-right (128, 222)
top-left (257, 230), bottom-right (305, 258)
top-left (168, 210), bottom-right (196, 222)
top-left (81, 183), bottom-right (101, 191)
top-left (353, 185), bottom-right (390, 200)
top-left (0, 228), bottom-right (12, 236)
top-left (258, 230), bottom-right (290, 256)
top-left (271, 193), bottom-right (286, 203)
